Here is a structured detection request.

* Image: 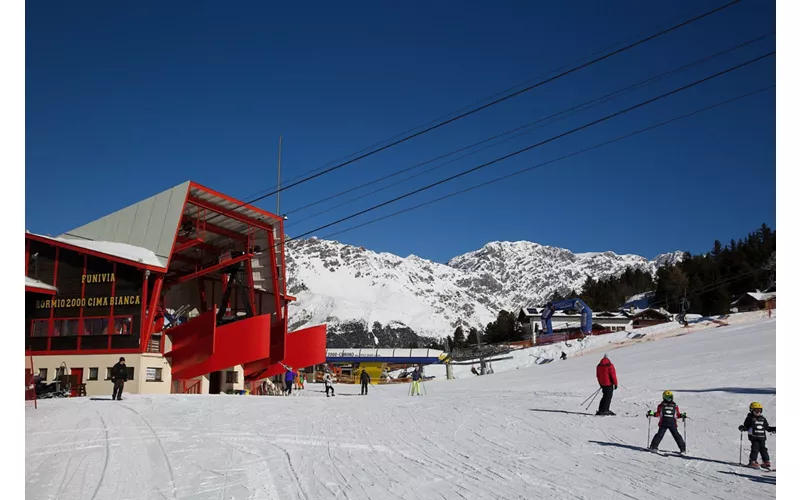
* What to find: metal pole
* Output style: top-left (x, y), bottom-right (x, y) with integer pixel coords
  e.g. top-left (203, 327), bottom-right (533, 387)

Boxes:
top-left (276, 135), bottom-right (282, 215)
top-left (647, 416), bottom-right (652, 448)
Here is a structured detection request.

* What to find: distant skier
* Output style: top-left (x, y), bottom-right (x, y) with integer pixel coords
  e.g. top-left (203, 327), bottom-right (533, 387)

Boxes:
top-left (284, 368), bottom-right (296, 396)
top-left (595, 354), bottom-right (618, 415)
top-left (360, 369), bottom-right (371, 395)
top-left (560, 351), bottom-right (567, 360)
top-left (646, 390), bottom-right (687, 454)
top-left (739, 402), bottom-right (776, 470)
top-left (324, 372), bottom-right (335, 397)
top-left (410, 367), bottom-right (422, 396)
top-left (111, 357), bottom-right (128, 401)
top-left (471, 366), bottom-right (479, 376)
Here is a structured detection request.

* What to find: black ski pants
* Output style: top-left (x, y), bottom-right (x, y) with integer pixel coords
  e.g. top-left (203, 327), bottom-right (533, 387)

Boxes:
top-left (286, 382), bottom-right (293, 395)
top-left (650, 419), bottom-right (686, 452)
top-left (749, 438), bottom-right (770, 463)
top-left (112, 380), bottom-right (124, 400)
top-left (325, 384), bottom-right (335, 397)
top-left (598, 385), bottom-right (614, 413)
top-left (361, 381), bottom-right (369, 395)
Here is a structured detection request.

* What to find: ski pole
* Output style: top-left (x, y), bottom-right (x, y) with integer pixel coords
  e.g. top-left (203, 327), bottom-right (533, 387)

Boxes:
top-left (586, 389), bottom-right (601, 411)
top-left (647, 415), bottom-right (652, 448)
top-left (683, 416), bottom-right (687, 453)
top-left (581, 388), bottom-right (601, 406)
top-left (739, 431), bottom-right (743, 466)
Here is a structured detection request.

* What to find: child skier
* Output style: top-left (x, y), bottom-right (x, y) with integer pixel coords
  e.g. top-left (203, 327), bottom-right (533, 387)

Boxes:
top-left (646, 390), bottom-right (687, 454)
top-left (739, 402), bottom-right (776, 470)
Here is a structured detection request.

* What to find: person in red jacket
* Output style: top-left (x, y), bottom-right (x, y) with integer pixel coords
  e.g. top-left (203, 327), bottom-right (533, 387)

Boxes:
top-left (596, 354), bottom-right (618, 416)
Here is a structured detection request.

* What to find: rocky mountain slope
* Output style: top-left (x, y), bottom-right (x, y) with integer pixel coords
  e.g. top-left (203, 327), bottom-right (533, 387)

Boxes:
top-left (284, 238), bottom-right (683, 347)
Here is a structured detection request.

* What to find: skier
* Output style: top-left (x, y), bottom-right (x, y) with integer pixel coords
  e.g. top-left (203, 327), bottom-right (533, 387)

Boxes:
top-left (646, 390), bottom-right (687, 454)
top-left (560, 351), bottom-right (567, 360)
top-left (471, 366), bottom-right (479, 376)
top-left (110, 357), bottom-right (127, 401)
top-left (284, 368), bottom-right (296, 396)
top-left (360, 369), bottom-right (371, 395)
top-left (595, 354), bottom-right (618, 415)
top-left (410, 366), bottom-right (422, 396)
top-left (739, 402), bottom-right (776, 470)
top-left (324, 372), bottom-right (335, 397)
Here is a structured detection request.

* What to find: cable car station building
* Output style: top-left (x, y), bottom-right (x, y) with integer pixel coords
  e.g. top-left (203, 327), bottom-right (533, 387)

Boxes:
top-left (25, 181), bottom-right (327, 396)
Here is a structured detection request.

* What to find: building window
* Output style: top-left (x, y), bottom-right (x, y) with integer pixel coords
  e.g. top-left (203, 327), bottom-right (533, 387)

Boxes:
top-left (31, 320), bottom-right (49, 337)
top-left (146, 367), bottom-right (162, 382)
top-left (105, 367), bottom-right (113, 380)
top-left (53, 319), bottom-right (80, 337)
top-left (114, 317), bottom-right (132, 335)
top-left (88, 368), bottom-right (99, 381)
top-left (38, 368), bottom-right (47, 380)
top-left (84, 318), bottom-right (109, 335)
top-left (226, 371), bottom-right (238, 384)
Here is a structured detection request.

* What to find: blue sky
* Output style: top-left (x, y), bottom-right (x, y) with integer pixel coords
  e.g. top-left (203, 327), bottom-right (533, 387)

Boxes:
top-left (26, 0), bottom-right (775, 263)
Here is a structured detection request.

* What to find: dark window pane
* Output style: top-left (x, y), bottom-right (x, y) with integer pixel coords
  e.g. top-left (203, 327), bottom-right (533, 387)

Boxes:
top-left (111, 335), bottom-right (139, 349)
top-left (84, 318), bottom-right (109, 335)
top-left (88, 368), bottom-right (99, 381)
top-left (80, 335), bottom-right (109, 350)
top-left (51, 336), bottom-right (78, 350)
top-left (114, 317), bottom-right (132, 335)
top-left (31, 320), bottom-right (49, 337)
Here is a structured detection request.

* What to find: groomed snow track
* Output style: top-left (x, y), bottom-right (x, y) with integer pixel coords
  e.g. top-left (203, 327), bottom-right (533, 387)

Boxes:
top-left (26, 316), bottom-right (776, 499)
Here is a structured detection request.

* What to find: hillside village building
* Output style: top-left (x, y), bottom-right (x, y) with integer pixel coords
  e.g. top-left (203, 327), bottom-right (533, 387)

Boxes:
top-left (25, 181), bottom-right (326, 397)
top-left (518, 305), bottom-right (673, 342)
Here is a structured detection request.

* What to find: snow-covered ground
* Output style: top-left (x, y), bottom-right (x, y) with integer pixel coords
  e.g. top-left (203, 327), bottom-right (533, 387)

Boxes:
top-left (26, 316), bottom-right (776, 499)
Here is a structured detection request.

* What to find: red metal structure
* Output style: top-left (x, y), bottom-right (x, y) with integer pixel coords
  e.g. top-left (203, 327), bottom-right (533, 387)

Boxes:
top-left (25, 181), bottom-right (326, 390)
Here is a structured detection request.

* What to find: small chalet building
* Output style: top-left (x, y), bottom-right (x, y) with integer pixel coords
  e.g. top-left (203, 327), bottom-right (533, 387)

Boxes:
top-left (730, 291), bottom-right (777, 313)
top-left (629, 308), bottom-right (672, 329)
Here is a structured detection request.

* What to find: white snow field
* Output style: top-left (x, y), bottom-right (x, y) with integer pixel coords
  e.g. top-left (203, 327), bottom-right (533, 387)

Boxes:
top-left (26, 317), bottom-right (776, 500)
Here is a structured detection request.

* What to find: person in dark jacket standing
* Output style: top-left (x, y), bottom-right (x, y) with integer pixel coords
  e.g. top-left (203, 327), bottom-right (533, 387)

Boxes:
top-left (360, 369), bottom-right (371, 395)
top-left (646, 390), bottom-right (687, 453)
top-left (595, 354), bottom-right (618, 415)
top-left (739, 402), bottom-right (776, 469)
top-left (111, 357), bottom-right (127, 401)
top-left (284, 368), bottom-right (296, 396)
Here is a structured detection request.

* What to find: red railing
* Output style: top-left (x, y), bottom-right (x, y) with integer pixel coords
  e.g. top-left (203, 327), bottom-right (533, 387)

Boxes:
top-left (172, 379), bottom-right (202, 394)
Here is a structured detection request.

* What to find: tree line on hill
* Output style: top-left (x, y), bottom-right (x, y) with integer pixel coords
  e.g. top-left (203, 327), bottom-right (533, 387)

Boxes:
top-left (441, 223), bottom-right (775, 350)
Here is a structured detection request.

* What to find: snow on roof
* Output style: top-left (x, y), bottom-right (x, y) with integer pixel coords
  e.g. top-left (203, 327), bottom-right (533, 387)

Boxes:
top-left (30, 233), bottom-right (166, 269)
top-left (748, 292), bottom-right (776, 302)
top-left (25, 276), bottom-right (57, 292)
top-left (623, 291), bottom-right (654, 304)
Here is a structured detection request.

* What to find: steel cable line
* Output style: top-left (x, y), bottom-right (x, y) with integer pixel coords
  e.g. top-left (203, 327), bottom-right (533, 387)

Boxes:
top-left (284, 32), bottom-right (773, 224)
top-left (203, 0), bottom-right (742, 224)
top-left (312, 85), bottom-right (774, 242)
top-left (283, 52), bottom-right (774, 242)
top-left (235, 2), bottom-right (730, 203)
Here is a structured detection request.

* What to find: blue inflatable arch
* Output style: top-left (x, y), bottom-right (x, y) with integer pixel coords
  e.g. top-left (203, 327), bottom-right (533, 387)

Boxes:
top-left (540, 298), bottom-right (593, 335)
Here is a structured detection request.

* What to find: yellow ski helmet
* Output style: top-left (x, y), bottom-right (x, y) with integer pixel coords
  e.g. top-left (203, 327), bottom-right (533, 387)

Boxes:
top-left (662, 390), bottom-right (673, 401)
top-left (750, 402), bottom-right (763, 411)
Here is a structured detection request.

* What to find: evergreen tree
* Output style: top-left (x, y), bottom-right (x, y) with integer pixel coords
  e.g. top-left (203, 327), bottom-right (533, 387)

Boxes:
top-left (466, 327), bottom-right (480, 346)
top-left (453, 326), bottom-right (466, 348)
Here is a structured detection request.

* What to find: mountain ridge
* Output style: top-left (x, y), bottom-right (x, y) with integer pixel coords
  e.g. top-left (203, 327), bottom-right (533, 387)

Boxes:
top-left (284, 237), bottom-right (684, 347)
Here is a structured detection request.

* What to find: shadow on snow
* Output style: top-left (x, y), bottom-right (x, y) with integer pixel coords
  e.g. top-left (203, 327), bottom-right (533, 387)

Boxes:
top-left (718, 470), bottom-right (775, 485)
top-left (672, 387), bottom-right (776, 395)
top-left (588, 440), bottom-right (740, 467)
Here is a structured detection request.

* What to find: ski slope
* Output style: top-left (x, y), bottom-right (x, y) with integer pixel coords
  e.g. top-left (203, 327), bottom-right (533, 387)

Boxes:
top-left (25, 317), bottom-right (776, 499)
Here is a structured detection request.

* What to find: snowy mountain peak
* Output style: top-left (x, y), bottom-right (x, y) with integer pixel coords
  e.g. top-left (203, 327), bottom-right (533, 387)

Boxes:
top-left (285, 237), bottom-right (684, 344)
